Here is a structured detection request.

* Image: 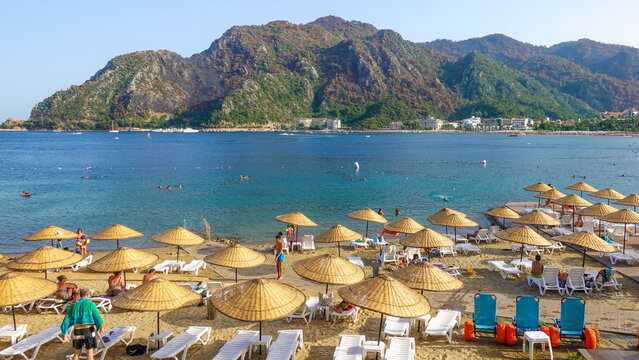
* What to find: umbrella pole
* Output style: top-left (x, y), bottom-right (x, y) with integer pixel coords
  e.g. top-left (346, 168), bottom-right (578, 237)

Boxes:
top-left (520, 247), bottom-right (524, 261)
top-left (572, 211), bottom-right (575, 231)
top-left (12, 306), bottom-right (16, 330)
top-left (51, 239), bottom-right (54, 247)
top-left (117, 239), bottom-right (120, 249)
top-left (259, 322), bottom-right (263, 355)
top-left (155, 311), bottom-right (161, 349)
top-left (177, 246), bottom-right (180, 262)
top-left (623, 225), bottom-right (627, 254)
top-left (582, 247), bottom-right (586, 268)
top-left (123, 271), bottom-right (127, 288)
top-left (235, 268), bottom-right (238, 283)
top-left (338, 242), bottom-right (341, 257)
top-left (417, 290), bottom-right (424, 332)
top-left (325, 283), bottom-right (329, 294)
top-left (366, 221), bottom-right (369, 238)
top-left (376, 313), bottom-right (384, 359)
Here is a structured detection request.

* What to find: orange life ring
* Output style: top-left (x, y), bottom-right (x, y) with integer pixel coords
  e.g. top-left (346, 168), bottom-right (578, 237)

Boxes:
top-left (584, 329), bottom-right (597, 349)
top-left (496, 323), bottom-right (506, 344)
top-left (464, 321), bottom-right (474, 341)
top-left (506, 324), bottom-right (517, 345)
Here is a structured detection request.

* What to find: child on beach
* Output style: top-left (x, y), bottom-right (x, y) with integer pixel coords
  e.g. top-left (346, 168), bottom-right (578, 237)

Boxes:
top-left (275, 232), bottom-right (284, 280)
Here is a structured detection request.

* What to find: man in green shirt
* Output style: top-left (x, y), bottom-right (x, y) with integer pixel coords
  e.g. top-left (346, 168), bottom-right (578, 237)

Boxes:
top-left (61, 288), bottom-right (104, 360)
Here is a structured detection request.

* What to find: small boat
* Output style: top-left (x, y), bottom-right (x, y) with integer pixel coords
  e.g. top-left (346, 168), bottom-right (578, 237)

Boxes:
top-left (354, 162), bottom-right (360, 171)
top-left (72, 132), bottom-right (82, 135)
top-left (183, 128), bottom-right (199, 133)
top-left (365, 135), bottom-right (371, 138)
top-left (108, 119), bottom-right (119, 133)
top-left (508, 134), bottom-right (519, 137)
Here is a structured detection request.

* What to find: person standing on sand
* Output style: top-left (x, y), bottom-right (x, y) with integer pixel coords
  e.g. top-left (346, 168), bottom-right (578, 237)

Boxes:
top-left (61, 288), bottom-right (104, 360)
top-left (275, 232), bottom-right (284, 280)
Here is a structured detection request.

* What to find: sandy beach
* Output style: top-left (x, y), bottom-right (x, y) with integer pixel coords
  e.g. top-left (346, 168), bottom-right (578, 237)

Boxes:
top-left (1, 228), bottom-right (638, 360)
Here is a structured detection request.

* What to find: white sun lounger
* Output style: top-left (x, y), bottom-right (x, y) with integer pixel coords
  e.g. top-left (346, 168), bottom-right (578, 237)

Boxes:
top-left (455, 243), bottom-right (481, 255)
top-left (591, 269), bottom-right (622, 292)
top-left (287, 297), bottom-right (319, 324)
top-left (89, 297), bottom-right (113, 313)
top-left (63, 254), bottom-right (93, 271)
top-left (510, 244), bottom-right (542, 256)
top-left (438, 246), bottom-right (457, 257)
top-left (384, 337), bottom-right (415, 360)
top-left (0, 324), bottom-right (62, 360)
top-left (3, 301), bottom-right (35, 314)
top-left (150, 326), bottom-right (210, 360)
top-left (545, 240), bottom-right (566, 254)
top-left (346, 239), bottom-right (368, 249)
top-left (527, 267), bottom-right (564, 296)
top-left (333, 335), bottom-right (365, 360)
top-left (605, 252), bottom-right (635, 265)
top-left (265, 330), bottom-right (302, 360)
top-left (565, 267), bottom-right (592, 295)
top-left (346, 257), bottom-right (365, 269)
top-left (422, 310), bottom-right (461, 343)
top-left (67, 325), bottom-right (136, 360)
top-left (178, 260), bottom-right (206, 276)
top-left (382, 316), bottom-right (411, 338)
top-left (0, 324), bottom-right (27, 345)
top-left (488, 261), bottom-right (523, 279)
top-left (212, 330), bottom-right (258, 360)
top-left (552, 227), bottom-right (573, 236)
top-left (330, 307), bottom-right (359, 323)
top-left (471, 229), bottom-right (491, 244)
top-left (35, 297), bottom-right (68, 314)
top-left (151, 260), bottom-right (185, 274)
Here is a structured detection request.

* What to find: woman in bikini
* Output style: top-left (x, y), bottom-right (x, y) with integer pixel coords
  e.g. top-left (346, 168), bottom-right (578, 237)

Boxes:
top-left (105, 271), bottom-right (125, 296)
top-left (56, 275), bottom-right (79, 301)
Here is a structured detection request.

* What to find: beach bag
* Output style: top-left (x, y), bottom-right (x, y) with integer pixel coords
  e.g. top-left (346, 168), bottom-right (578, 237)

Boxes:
top-left (539, 326), bottom-right (550, 346)
top-left (505, 325), bottom-right (517, 345)
top-left (464, 321), bottom-right (474, 341)
top-left (496, 324), bottom-right (506, 344)
top-left (125, 344), bottom-right (146, 356)
top-left (549, 326), bottom-right (560, 347)
top-left (584, 329), bottom-right (597, 349)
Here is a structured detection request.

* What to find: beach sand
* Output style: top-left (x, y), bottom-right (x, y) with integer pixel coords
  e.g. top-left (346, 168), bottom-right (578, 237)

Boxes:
top-left (1, 237), bottom-right (638, 360)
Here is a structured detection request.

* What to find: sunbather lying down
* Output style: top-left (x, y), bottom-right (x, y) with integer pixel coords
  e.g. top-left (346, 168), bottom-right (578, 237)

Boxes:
top-left (333, 301), bottom-right (355, 314)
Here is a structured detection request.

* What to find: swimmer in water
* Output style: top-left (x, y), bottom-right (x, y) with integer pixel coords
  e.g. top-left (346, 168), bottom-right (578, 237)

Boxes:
top-left (22, 190), bottom-right (31, 197)
top-left (167, 185), bottom-right (172, 190)
top-left (158, 185), bottom-right (163, 190)
top-left (443, 196), bottom-right (448, 201)
top-left (362, 178), bottom-right (367, 182)
top-left (178, 184), bottom-right (182, 189)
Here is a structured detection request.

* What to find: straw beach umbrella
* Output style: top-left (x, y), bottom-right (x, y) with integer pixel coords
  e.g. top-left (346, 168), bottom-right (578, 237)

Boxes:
top-left (6, 246), bottom-right (83, 279)
top-left (91, 224), bottom-right (143, 249)
top-left (276, 212), bottom-right (317, 244)
top-left (23, 225), bottom-right (77, 247)
top-left (484, 206), bottom-right (520, 228)
top-left (338, 275), bottom-right (430, 348)
top-left (211, 278), bottom-right (306, 345)
top-left (435, 214), bottom-right (477, 242)
top-left (513, 210), bottom-right (560, 234)
top-left (588, 188), bottom-right (625, 205)
top-left (315, 224), bottom-right (362, 256)
top-left (565, 182), bottom-right (598, 197)
top-left (347, 208), bottom-right (386, 238)
top-left (576, 203), bottom-right (618, 236)
top-left (399, 228), bottom-right (453, 259)
top-left (391, 261), bottom-right (463, 293)
top-left (383, 217), bottom-right (424, 236)
top-left (599, 209), bottom-right (639, 253)
top-left (292, 254), bottom-right (364, 294)
top-left (534, 188), bottom-right (566, 210)
top-left (614, 194), bottom-right (639, 232)
top-left (553, 231), bottom-right (617, 267)
top-left (494, 226), bottom-right (552, 260)
top-left (428, 208), bottom-right (466, 234)
top-left (88, 246), bottom-right (158, 287)
top-left (112, 278), bottom-right (201, 346)
top-left (0, 272), bottom-right (57, 330)
top-left (203, 244), bottom-right (266, 283)
top-left (554, 194), bottom-right (592, 230)
top-left (152, 226), bottom-right (204, 262)
top-left (524, 182), bottom-right (552, 206)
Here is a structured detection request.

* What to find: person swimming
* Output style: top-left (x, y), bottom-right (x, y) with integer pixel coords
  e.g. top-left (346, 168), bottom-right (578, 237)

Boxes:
top-left (167, 185), bottom-right (172, 190)
top-left (443, 196), bottom-right (448, 201)
top-left (158, 185), bottom-right (163, 190)
top-left (21, 190), bottom-right (31, 197)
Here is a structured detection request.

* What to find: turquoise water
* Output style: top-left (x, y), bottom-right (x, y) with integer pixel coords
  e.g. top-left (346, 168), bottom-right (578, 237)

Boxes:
top-left (1, 131), bottom-right (637, 251)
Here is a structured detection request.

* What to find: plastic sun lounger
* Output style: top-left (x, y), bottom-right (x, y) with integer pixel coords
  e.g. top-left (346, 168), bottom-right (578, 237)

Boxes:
top-left (527, 267), bottom-right (564, 296)
top-left (553, 297), bottom-right (585, 340)
top-left (179, 260), bottom-right (206, 276)
top-left (455, 243), bottom-right (480, 255)
top-left (330, 307), bottom-right (359, 323)
top-left (89, 297), bottom-right (113, 313)
top-left (35, 297), bottom-right (68, 314)
top-left (0, 324), bottom-right (63, 360)
top-left (473, 293), bottom-right (497, 337)
top-left (265, 330), bottom-right (302, 360)
top-left (63, 254), bottom-right (93, 271)
top-left (67, 325), bottom-right (136, 360)
top-left (488, 261), bottom-right (523, 279)
top-left (333, 335), bottom-right (365, 360)
top-left (384, 337), bottom-right (415, 360)
top-left (346, 257), bottom-right (364, 269)
top-left (0, 324), bottom-right (27, 345)
top-left (151, 260), bottom-right (185, 274)
top-left (606, 252), bottom-right (635, 265)
top-left (565, 267), bottom-right (592, 295)
top-left (422, 310), bottom-right (461, 343)
top-left (212, 330), bottom-right (258, 360)
top-left (511, 296), bottom-right (540, 333)
top-left (150, 326), bottom-right (211, 360)
top-left (3, 301), bottom-right (35, 314)
top-left (545, 240), bottom-right (566, 253)
top-left (382, 316), bottom-right (411, 338)
top-left (347, 240), bottom-right (368, 249)
top-left (593, 269), bottom-right (622, 292)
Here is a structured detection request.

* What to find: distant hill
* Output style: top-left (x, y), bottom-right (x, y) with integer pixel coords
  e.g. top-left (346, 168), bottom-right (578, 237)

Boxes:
top-left (29, 17), bottom-right (639, 130)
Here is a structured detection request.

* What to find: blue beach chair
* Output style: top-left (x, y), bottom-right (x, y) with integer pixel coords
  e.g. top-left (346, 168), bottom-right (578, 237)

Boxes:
top-left (512, 295), bottom-right (540, 333)
top-left (473, 293), bottom-right (497, 336)
top-left (553, 297), bottom-right (585, 339)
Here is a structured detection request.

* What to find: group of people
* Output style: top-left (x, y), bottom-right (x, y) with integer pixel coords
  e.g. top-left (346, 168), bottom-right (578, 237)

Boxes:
top-left (376, 208), bottom-right (401, 217)
top-left (157, 184), bottom-right (183, 190)
top-left (55, 228), bottom-right (90, 256)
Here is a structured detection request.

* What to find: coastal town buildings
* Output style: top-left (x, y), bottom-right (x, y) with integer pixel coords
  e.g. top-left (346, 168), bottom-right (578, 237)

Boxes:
top-left (324, 119), bottom-right (341, 130)
top-left (412, 117), bottom-right (444, 130)
top-left (599, 111), bottom-right (625, 119)
top-left (512, 118), bottom-right (533, 130)
top-left (460, 116), bottom-right (482, 128)
top-left (388, 121), bottom-right (403, 130)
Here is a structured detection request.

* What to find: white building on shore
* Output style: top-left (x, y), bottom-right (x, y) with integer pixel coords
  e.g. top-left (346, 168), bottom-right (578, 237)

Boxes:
top-left (412, 116), bottom-right (444, 130)
top-left (325, 119), bottom-right (341, 130)
top-left (461, 116), bottom-right (482, 129)
top-left (512, 118), bottom-right (533, 130)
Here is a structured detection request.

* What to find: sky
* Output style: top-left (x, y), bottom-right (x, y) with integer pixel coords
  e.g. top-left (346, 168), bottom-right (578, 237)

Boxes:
top-left (2, 0), bottom-right (638, 121)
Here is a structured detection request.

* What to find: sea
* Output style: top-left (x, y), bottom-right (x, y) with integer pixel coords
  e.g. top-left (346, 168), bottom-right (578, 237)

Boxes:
top-left (1, 131), bottom-right (638, 252)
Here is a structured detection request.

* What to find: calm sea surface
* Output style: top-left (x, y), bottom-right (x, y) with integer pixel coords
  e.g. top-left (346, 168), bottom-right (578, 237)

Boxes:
top-left (1, 131), bottom-right (638, 252)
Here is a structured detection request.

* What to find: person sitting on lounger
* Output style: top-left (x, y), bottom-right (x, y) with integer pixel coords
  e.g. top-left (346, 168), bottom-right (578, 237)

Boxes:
top-left (574, 215), bottom-right (584, 228)
top-left (410, 254), bottom-right (422, 265)
top-left (56, 275), bottom-right (80, 302)
top-left (142, 268), bottom-right (158, 284)
top-left (105, 271), bottom-right (125, 296)
top-left (332, 301), bottom-right (355, 314)
top-left (530, 255), bottom-right (544, 279)
top-left (466, 226), bottom-right (483, 239)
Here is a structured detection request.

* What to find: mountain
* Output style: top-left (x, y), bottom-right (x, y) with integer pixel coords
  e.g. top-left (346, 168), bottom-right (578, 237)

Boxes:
top-left (423, 35), bottom-right (639, 112)
top-left (29, 17), bottom-right (637, 130)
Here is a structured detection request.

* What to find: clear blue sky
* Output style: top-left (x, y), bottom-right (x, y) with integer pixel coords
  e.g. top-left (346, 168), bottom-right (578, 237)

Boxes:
top-left (2, 0), bottom-right (637, 121)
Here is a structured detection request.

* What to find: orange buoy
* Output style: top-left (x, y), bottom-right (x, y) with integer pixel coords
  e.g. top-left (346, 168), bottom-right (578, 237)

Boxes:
top-left (506, 324), bottom-right (517, 345)
top-left (464, 321), bottom-right (474, 341)
top-left (496, 323), bottom-right (506, 344)
top-left (584, 329), bottom-right (597, 349)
